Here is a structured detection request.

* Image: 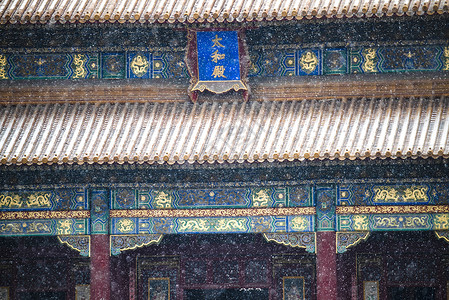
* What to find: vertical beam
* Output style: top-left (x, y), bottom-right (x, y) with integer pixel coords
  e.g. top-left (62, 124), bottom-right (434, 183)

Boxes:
top-left (90, 189), bottom-right (110, 300)
top-left (316, 231), bottom-right (337, 300)
top-left (315, 185), bottom-right (337, 300)
top-left (91, 234), bottom-right (111, 300)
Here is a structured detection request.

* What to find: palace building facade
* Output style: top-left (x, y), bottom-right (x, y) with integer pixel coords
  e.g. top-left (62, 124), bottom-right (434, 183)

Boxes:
top-left (1, 0), bottom-right (449, 299)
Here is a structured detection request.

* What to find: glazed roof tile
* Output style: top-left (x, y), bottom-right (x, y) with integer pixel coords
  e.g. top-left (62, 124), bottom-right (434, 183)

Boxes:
top-left (0, 0), bottom-right (447, 24)
top-left (1, 97), bottom-right (448, 166)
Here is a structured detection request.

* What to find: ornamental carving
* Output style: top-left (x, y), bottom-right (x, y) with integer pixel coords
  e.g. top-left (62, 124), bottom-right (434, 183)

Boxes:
top-left (336, 232), bottom-right (370, 253)
top-left (58, 235), bottom-right (90, 257)
top-left (110, 234), bottom-right (163, 255)
top-left (263, 232), bottom-right (316, 253)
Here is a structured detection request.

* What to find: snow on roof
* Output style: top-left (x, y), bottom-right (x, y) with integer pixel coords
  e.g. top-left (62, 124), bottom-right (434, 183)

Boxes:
top-left (0, 0), bottom-right (447, 25)
top-left (1, 97), bottom-right (448, 166)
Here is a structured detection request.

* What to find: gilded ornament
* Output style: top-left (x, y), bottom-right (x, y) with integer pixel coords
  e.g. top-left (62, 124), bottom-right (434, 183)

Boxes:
top-left (110, 207), bottom-right (316, 218)
top-left (362, 48), bottom-right (378, 73)
top-left (178, 218), bottom-right (208, 232)
top-left (372, 186), bottom-right (428, 203)
top-left (71, 54), bottom-right (88, 79)
top-left (373, 215), bottom-right (429, 229)
top-left (353, 215), bottom-right (369, 230)
top-left (153, 191), bottom-right (172, 209)
top-left (336, 205), bottom-right (449, 215)
top-left (130, 54), bottom-right (149, 77)
top-left (374, 216), bottom-right (399, 228)
top-left (0, 192), bottom-right (51, 209)
top-left (117, 218), bottom-right (135, 233)
top-left (299, 51), bottom-right (318, 74)
top-left (252, 189), bottom-right (270, 207)
top-left (0, 55), bottom-right (8, 79)
top-left (0, 194), bottom-right (22, 208)
top-left (0, 222), bottom-right (22, 233)
top-left (211, 65), bottom-right (226, 78)
top-left (250, 216), bottom-right (272, 232)
top-left (57, 219), bottom-right (73, 235)
top-left (0, 221), bottom-right (52, 235)
top-left (0, 210), bottom-right (89, 220)
top-left (26, 193), bottom-right (51, 207)
top-left (215, 218), bottom-right (246, 231)
top-left (434, 214), bottom-right (449, 230)
top-left (290, 216), bottom-right (308, 231)
top-left (404, 216), bottom-right (427, 227)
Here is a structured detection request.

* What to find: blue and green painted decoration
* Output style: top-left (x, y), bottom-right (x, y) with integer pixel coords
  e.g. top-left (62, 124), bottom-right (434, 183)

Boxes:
top-left (1, 183), bottom-right (449, 255)
top-left (1, 44), bottom-right (447, 80)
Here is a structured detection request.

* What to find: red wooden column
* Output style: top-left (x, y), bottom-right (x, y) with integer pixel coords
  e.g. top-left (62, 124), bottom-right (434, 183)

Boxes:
top-left (91, 234), bottom-right (111, 300)
top-left (316, 231), bottom-right (337, 300)
top-left (90, 189), bottom-right (111, 300)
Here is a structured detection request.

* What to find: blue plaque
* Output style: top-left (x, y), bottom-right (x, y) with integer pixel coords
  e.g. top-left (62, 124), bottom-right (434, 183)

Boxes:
top-left (191, 30), bottom-right (247, 94)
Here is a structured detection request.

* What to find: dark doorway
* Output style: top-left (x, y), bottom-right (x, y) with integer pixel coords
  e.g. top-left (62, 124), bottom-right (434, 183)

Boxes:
top-left (18, 291), bottom-right (66, 300)
top-left (185, 288), bottom-right (269, 300)
top-left (388, 286), bottom-right (435, 300)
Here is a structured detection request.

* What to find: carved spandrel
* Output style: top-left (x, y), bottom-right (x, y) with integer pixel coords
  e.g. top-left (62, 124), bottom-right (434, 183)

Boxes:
top-left (336, 232), bottom-right (370, 253)
top-left (58, 235), bottom-right (90, 257)
top-left (263, 232), bottom-right (316, 253)
top-left (110, 234), bottom-right (163, 255)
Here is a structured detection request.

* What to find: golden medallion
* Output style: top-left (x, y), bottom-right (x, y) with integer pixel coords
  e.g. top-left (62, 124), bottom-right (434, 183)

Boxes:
top-left (299, 51), bottom-right (319, 74)
top-left (130, 54), bottom-right (149, 77)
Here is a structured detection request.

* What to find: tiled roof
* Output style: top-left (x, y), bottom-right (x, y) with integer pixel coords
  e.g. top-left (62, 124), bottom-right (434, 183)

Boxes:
top-left (1, 97), bottom-right (448, 166)
top-left (0, 0), bottom-right (447, 25)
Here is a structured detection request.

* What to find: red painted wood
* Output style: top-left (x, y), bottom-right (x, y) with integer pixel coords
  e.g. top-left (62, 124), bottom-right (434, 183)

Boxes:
top-left (91, 235), bottom-right (111, 300)
top-left (317, 231), bottom-right (337, 300)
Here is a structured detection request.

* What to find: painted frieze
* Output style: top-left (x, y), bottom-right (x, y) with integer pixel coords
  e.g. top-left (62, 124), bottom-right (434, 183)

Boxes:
top-left (112, 187), bottom-right (294, 210)
top-left (1, 43), bottom-right (447, 81)
top-left (337, 213), bottom-right (449, 231)
top-left (350, 46), bottom-right (446, 73)
top-left (336, 183), bottom-right (447, 206)
top-left (110, 213), bottom-right (315, 235)
top-left (0, 218), bottom-right (89, 236)
top-left (0, 188), bottom-right (88, 210)
top-left (0, 50), bottom-right (187, 80)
